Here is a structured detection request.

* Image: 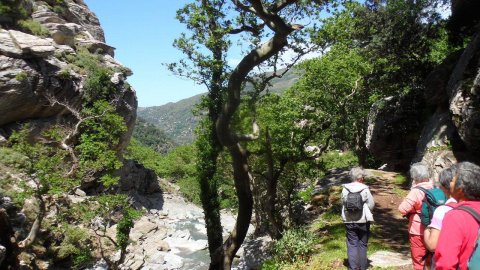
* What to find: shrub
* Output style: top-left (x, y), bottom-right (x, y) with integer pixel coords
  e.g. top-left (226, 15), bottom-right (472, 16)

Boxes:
top-left (52, 5), bottom-right (64, 14)
top-left (318, 150), bottom-right (358, 171)
top-left (58, 68), bottom-right (71, 79)
top-left (76, 101), bottom-right (126, 187)
top-left (0, 147), bottom-right (30, 169)
top-left (55, 225), bottom-right (93, 268)
top-left (15, 71), bottom-right (28, 82)
top-left (83, 67), bottom-right (116, 105)
top-left (0, 0), bottom-right (29, 25)
top-left (72, 48), bottom-right (103, 72)
top-left (18, 19), bottom-right (49, 37)
top-left (177, 176), bottom-right (201, 204)
top-left (271, 228), bottom-right (317, 264)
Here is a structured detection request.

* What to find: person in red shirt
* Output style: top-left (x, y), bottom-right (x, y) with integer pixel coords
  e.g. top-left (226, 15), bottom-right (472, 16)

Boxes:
top-left (435, 161), bottom-right (480, 270)
top-left (398, 162), bottom-right (434, 270)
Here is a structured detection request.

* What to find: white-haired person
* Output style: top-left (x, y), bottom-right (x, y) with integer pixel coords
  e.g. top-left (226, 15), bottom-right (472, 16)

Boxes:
top-left (398, 162), bottom-right (434, 270)
top-left (435, 162), bottom-right (480, 270)
top-left (423, 165), bottom-right (458, 268)
top-left (341, 167), bottom-right (375, 270)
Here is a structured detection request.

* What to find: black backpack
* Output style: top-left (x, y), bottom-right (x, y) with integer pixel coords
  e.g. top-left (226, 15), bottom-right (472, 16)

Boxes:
top-left (344, 187), bottom-right (365, 213)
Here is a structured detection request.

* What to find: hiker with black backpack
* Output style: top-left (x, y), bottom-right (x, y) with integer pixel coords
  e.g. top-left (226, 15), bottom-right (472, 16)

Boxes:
top-left (398, 162), bottom-right (435, 270)
top-left (341, 167), bottom-right (375, 270)
top-left (435, 162), bottom-right (480, 270)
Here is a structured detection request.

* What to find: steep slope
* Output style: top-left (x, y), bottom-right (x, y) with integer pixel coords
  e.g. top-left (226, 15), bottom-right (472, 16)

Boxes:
top-left (138, 94), bottom-right (202, 145)
top-left (0, 1), bottom-right (161, 269)
top-left (133, 117), bottom-right (177, 153)
top-left (0, 0), bottom-right (136, 150)
top-left (138, 68), bottom-right (302, 145)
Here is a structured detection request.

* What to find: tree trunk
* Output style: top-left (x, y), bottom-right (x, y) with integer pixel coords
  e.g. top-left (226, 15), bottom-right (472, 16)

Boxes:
top-left (264, 128), bottom-right (283, 239)
top-left (214, 30), bottom-right (293, 269)
top-left (198, 118), bottom-right (224, 262)
top-left (356, 118), bottom-right (368, 167)
top-left (198, 0), bottom-right (227, 265)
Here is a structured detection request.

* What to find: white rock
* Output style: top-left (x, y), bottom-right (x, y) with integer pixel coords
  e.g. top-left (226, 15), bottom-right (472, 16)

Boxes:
top-left (369, 250), bottom-right (411, 268)
top-left (9, 30), bottom-right (56, 57)
top-left (163, 253), bottom-right (184, 270)
top-left (0, 30), bottom-right (23, 57)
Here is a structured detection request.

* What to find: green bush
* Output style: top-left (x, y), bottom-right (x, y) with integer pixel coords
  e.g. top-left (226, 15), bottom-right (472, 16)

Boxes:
top-left (177, 176), bottom-right (201, 204)
top-left (52, 5), bottom-right (64, 14)
top-left (0, 0), bottom-right (29, 25)
top-left (15, 71), bottom-right (28, 82)
top-left (83, 67), bottom-right (116, 105)
top-left (296, 185), bottom-right (314, 202)
top-left (71, 48), bottom-right (103, 72)
top-left (318, 150), bottom-right (358, 171)
top-left (55, 225), bottom-right (93, 268)
top-left (271, 228), bottom-right (317, 264)
top-left (260, 260), bottom-right (280, 270)
top-left (18, 19), bottom-right (49, 37)
top-left (0, 147), bottom-right (30, 169)
top-left (77, 100), bottom-right (126, 187)
top-left (124, 139), bottom-right (164, 172)
top-left (58, 68), bottom-right (72, 79)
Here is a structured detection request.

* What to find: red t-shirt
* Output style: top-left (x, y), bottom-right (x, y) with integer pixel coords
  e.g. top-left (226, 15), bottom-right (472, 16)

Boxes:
top-left (434, 201), bottom-right (480, 270)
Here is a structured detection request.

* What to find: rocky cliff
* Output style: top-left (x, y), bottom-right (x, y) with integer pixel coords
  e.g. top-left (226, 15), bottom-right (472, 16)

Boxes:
top-left (0, 0), bottom-right (136, 150)
top-left (366, 27), bottom-right (480, 177)
top-left (0, 1), bottom-right (162, 269)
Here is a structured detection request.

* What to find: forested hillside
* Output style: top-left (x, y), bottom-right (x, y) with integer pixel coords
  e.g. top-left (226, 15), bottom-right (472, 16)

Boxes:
top-left (137, 68), bottom-right (300, 145)
top-left (132, 117), bottom-right (176, 154)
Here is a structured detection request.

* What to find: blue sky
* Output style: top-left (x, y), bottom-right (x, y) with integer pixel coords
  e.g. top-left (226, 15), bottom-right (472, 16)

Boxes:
top-left (84, 0), bottom-right (206, 107)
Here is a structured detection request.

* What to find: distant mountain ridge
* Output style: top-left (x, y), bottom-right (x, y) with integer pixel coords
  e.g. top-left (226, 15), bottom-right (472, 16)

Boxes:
top-left (138, 68), bottom-right (302, 145)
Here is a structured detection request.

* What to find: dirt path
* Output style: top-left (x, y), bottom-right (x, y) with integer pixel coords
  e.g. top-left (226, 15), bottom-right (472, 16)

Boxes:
top-left (312, 168), bottom-right (413, 269)
top-left (366, 169), bottom-right (410, 252)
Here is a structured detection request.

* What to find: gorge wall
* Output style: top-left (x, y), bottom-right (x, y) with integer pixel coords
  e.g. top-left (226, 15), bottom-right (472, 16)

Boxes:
top-left (366, 25), bottom-right (480, 177)
top-left (0, 0), bottom-right (136, 150)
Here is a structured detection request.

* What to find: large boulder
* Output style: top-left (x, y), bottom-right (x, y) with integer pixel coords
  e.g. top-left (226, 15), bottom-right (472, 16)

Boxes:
top-left (411, 51), bottom-right (467, 177)
top-left (365, 90), bottom-right (426, 170)
top-left (447, 34), bottom-right (480, 154)
top-left (367, 29), bottom-right (480, 173)
top-left (0, 29), bottom-right (56, 58)
top-left (117, 160), bottom-right (160, 195)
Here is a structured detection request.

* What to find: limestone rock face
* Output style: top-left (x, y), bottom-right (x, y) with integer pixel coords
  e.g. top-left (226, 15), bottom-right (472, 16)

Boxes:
top-left (366, 30), bottom-right (480, 172)
top-left (447, 34), bottom-right (480, 153)
top-left (0, 0), bottom-right (136, 154)
top-left (117, 160), bottom-right (160, 195)
top-left (365, 91), bottom-right (426, 170)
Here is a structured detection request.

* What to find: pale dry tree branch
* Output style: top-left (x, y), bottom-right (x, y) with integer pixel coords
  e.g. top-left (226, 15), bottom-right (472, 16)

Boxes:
top-left (17, 178), bottom-right (45, 249)
top-left (42, 93), bottom-right (110, 176)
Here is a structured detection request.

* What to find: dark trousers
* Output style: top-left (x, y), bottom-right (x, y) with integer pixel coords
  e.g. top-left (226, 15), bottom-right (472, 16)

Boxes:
top-left (345, 222), bottom-right (370, 270)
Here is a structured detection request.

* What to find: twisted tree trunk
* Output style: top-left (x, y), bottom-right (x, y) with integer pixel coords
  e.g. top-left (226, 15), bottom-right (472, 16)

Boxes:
top-left (213, 5), bottom-right (300, 266)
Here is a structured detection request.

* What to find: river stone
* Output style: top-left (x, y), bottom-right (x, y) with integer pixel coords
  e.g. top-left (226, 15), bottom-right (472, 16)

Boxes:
top-left (369, 251), bottom-right (411, 268)
top-left (163, 253), bottom-right (184, 270)
top-left (234, 235), bottom-right (272, 270)
top-left (130, 218), bottom-right (158, 242)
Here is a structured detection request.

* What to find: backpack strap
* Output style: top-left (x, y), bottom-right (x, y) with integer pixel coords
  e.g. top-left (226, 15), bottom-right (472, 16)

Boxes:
top-left (343, 186), bottom-right (366, 204)
top-left (415, 186), bottom-right (428, 193)
top-left (415, 186), bottom-right (444, 206)
top-left (344, 186), bottom-right (365, 194)
top-left (456, 205), bottom-right (480, 223)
